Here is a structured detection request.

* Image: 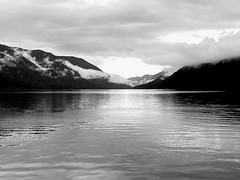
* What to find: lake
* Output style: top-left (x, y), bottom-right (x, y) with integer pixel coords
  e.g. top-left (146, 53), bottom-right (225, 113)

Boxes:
top-left (0, 90), bottom-right (240, 179)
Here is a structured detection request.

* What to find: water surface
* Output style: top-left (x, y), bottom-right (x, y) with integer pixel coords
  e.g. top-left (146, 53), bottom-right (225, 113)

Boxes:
top-left (0, 90), bottom-right (240, 179)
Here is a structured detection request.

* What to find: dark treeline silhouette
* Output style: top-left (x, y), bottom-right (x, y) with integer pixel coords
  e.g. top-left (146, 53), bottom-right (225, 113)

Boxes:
top-left (136, 58), bottom-right (240, 91)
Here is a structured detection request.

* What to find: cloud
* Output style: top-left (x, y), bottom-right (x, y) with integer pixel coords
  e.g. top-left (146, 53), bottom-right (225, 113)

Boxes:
top-left (155, 31), bottom-right (240, 67)
top-left (108, 74), bottom-right (130, 84)
top-left (64, 60), bottom-right (130, 85)
top-left (1, 0), bottom-right (240, 75)
top-left (63, 61), bottom-right (109, 79)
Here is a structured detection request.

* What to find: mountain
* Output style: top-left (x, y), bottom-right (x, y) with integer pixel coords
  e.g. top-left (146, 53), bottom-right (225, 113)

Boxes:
top-left (137, 58), bottom-right (240, 91)
top-left (135, 72), bottom-right (168, 89)
top-left (128, 71), bottom-right (168, 87)
top-left (0, 44), bottom-right (130, 90)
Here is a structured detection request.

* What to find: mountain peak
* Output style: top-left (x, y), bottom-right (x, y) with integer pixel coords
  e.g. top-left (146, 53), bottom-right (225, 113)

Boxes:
top-left (128, 71), bottom-right (169, 87)
top-left (0, 44), bottom-right (130, 90)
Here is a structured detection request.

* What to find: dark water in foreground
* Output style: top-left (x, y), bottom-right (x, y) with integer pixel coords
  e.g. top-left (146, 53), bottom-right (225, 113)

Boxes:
top-left (0, 90), bottom-right (240, 180)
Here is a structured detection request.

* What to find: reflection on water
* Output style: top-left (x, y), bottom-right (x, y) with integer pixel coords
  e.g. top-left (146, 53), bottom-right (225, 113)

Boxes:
top-left (0, 90), bottom-right (240, 179)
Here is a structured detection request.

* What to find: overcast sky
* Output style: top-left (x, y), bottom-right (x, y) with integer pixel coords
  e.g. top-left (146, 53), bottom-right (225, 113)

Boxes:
top-left (1, 0), bottom-right (240, 77)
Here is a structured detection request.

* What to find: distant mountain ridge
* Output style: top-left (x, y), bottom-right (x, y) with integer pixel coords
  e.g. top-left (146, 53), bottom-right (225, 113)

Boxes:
top-left (128, 71), bottom-right (168, 87)
top-left (137, 58), bottom-right (240, 91)
top-left (2, 44), bottom-right (240, 91)
top-left (0, 44), bottom-right (130, 90)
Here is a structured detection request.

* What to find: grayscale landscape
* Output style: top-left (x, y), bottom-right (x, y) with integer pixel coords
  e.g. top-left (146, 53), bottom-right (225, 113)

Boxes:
top-left (1, 0), bottom-right (240, 179)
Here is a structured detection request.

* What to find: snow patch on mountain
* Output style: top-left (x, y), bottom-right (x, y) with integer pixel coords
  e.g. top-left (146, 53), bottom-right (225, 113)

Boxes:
top-left (13, 48), bottom-right (50, 71)
top-left (0, 52), bottom-right (16, 67)
top-left (127, 71), bottom-right (169, 87)
top-left (128, 78), bottom-right (154, 87)
top-left (42, 56), bottom-right (54, 67)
